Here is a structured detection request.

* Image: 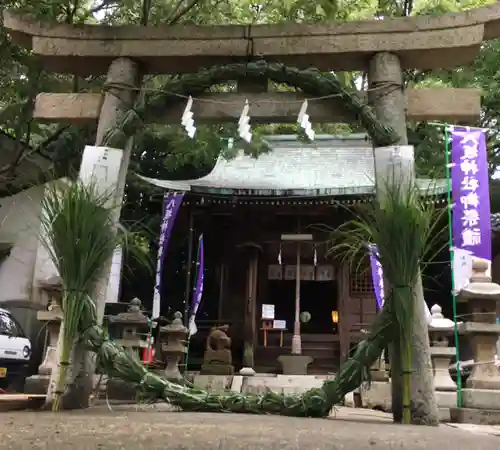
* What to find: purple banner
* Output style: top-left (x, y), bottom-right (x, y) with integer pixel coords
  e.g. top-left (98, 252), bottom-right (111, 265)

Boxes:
top-left (451, 126), bottom-right (491, 261)
top-left (152, 192), bottom-right (184, 318)
top-left (188, 234), bottom-right (204, 336)
top-left (368, 244), bottom-right (385, 311)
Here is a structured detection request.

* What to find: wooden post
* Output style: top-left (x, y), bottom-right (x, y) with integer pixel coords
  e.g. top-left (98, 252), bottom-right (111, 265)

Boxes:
top-left (243, 249), bottom-right (258, 368)
top-left (291, 242), bottom-right (302, 355)
top-left (217, 263), bottom-right (225, 321)
top-left (368, 52), bottom-right (439, 425)
top-left (183, 211), bottom-right (195, 326)
top-left (338, 263), bottom-right (349, 364)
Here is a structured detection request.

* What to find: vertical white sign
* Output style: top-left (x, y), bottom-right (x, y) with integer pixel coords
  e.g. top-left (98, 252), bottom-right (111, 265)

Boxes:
top-left (79, 145), bottom-right (125, 308)
top-left (79, 145), bottom-right (123, 206)
top-left (106, 246), bottom-right (123, 303)
top-left (452, 247), bottom-right (473, 295)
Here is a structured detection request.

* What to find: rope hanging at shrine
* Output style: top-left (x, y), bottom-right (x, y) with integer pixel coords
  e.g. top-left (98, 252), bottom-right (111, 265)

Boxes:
top-left (101, 60), bottom-right (401, 149)
top-left (103, 80), bottom-right (397, 103)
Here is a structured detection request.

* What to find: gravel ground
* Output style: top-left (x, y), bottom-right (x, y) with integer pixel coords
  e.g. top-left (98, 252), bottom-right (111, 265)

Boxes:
top-left (1, 405), bottom-right (499, 450)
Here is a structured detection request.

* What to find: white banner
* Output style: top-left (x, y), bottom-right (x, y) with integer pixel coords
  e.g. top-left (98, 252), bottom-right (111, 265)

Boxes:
top-left (452, 247), bottom-right (473, 295)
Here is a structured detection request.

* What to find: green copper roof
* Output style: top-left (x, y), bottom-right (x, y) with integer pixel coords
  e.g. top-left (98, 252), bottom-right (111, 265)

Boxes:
top-left (140, 134), bottom-right (447, 197)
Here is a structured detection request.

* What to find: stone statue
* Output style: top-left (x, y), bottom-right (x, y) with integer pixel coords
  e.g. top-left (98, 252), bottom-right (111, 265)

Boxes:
top-left (200, 325), bottom-right (234, 375)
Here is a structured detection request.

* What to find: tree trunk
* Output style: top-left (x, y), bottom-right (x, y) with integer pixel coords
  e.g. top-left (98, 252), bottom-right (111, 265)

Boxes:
top-left (45, 57), bottom-right (140, 410)
top-left (368, 52), bottom-right (439, 425)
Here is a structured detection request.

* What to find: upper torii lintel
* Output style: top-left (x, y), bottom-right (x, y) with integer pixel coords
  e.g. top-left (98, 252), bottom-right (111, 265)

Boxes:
top-left (3, 5), bottom-right (500, 75)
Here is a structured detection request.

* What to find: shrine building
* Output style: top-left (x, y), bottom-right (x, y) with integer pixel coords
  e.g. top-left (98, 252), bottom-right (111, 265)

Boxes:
top-left (144, 134), bottom-right (448, 374)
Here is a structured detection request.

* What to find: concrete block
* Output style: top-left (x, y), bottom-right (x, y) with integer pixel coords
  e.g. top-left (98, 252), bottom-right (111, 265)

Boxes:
top-left (344, 392), bottom-right (355, 407)
top-left (450, 407), bottom-right (500, 425)
top-left (243, 374), bottom-right (332, 396)
top-left (230, 376), bottom-right (243, 393)
top-left (192, 375), bottom-right (232, 393)
top-left (436, 390), bottom-right (458, 409)
top-left (360, 381), bottom-right (392, 412)
top-left (438, 407), bottom-right (451, 422)
top-left (462, 388), bottom-right (500, 410)
top-left (24, 374), bottom-right (50, 395)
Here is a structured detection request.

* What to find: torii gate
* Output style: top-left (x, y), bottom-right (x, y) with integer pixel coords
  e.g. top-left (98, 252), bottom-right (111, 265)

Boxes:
top-left (3, 4), bottom-right (498, 414)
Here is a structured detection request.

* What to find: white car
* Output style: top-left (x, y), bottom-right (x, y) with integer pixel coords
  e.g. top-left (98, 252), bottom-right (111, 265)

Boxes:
top-left (0, 308), bottom-right (31, 390)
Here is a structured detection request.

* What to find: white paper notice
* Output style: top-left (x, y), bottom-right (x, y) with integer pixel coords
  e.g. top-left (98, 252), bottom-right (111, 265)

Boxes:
top-left (262, 304), bottom-right (275, 320)
top-left (78, 145), bottom-right (123, 208)
top-left (452, 247), bottom-right (473, 295)
top-left (273, 320), bottom-right (287, 330)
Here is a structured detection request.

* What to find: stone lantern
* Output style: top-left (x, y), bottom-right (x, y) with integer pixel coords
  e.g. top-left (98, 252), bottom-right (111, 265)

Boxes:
top-left (429, 304), bottom-right (459, 390)
top-left (105, 298), bottom-right (152, 400)
top-left (451, 259), bottom-right (500, 424)
top-left (25, 276), bottom-right (63, 394)
top-left (428, 303), bottom-right (459, 420)
top-left (107, 298), bottom-right (150, 358)
top-left (160, 311), bottom-right (188, 381)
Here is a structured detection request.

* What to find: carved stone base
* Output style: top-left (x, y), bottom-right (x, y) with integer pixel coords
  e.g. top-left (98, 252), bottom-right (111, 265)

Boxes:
top-left (431, 347), bottom-right (457, 391)
top-left (277, 355), bottom-right (313, 375)
top-left (465, 363), bottom-right (500, 390)
top-left (203, 349), bottom-right (232, 366)
top-left (462, 388), bottom-right (500, 410)
top-left (435, 390), bottom-right (458, 422)
top-left (24, 374), bottom-right (50, 395)
top-left (200, 364), bottom-right (234, 375)
top-left (164, 355), bottom-right (183, 380)
top-left (38, 346), bottom-right (58, 376)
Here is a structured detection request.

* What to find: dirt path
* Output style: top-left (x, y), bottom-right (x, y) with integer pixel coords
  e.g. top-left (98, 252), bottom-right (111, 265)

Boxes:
top-left (1, 405), bottom-right (498, 450)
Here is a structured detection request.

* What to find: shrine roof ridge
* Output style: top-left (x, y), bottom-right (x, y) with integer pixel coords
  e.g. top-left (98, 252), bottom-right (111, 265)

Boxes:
top-left (4, 5), bottom-right (500, 41)
top-left (263, 134), bottom-right (370, 144)
top-left (139, 134), bottom-right (448, 198)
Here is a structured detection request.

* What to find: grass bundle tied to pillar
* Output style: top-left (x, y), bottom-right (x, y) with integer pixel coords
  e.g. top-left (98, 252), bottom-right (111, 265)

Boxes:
top-left (40, 177), bottom-right (442, 419)
top-left (329, 177), bottom-right (445, 424)
top-left (39, 179), bottom-right (151, 411)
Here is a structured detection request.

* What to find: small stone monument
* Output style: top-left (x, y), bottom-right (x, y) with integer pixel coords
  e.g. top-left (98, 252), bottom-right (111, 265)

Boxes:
top-left (200, 325), bottom-right (234, 375)
top-left (160, 311), bottom-right (188, 381)
top-left (428, 303), bottom-right (459, 421)
top-left (24, 276), bottom-right (63, 394)
top-left (450, 260), bottom-right (500, 425)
